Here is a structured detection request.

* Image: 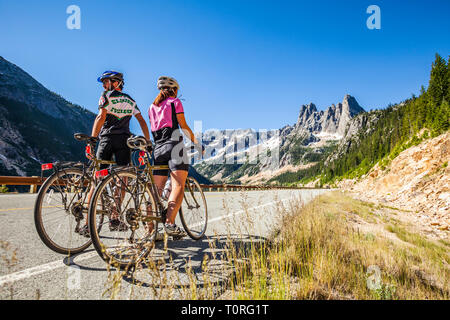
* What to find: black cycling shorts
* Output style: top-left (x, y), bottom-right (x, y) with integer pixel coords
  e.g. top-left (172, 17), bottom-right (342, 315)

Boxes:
top-left (153, 141), bottom-right (189, 176)
top-left (96, 135), bottom-right (131, 169)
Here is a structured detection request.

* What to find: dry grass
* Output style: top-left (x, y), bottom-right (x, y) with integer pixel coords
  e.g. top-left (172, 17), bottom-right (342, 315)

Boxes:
top-left (0, 240), bottom-right (18, 299)
top-left (227, 191), bottom-right (449, 299)
top-left (103, 191), bottom-right (449, 300)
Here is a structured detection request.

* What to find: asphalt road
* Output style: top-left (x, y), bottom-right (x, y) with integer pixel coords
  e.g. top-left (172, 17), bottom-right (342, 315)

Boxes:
top-left (0, 189), bottom-right (330, 300)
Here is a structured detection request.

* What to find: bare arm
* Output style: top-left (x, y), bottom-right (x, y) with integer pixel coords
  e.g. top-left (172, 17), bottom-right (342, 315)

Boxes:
top-left (176, 113), bottom-right (199, 145)
top-left (135, 113), bottom-right (150, 141)
top-left (91, 108), bottom-right (108, 137)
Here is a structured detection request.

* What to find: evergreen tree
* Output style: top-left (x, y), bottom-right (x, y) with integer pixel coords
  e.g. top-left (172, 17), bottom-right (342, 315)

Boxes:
top-left (435, 100), bottom-right (450, 132)
top-left (447, 56), bottom-right (450, 103)
top-left (428, 54), bottom-right (448, 105)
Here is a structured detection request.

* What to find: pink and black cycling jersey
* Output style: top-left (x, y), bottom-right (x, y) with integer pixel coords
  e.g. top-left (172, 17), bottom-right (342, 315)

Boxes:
top-left (148, 97), bottom-right (184, 145)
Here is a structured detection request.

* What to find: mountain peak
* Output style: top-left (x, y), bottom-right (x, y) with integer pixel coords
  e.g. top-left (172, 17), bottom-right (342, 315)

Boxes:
top-left (300, 103), bottom-right (317, 113)
top-left (342, 94), bottom-right (365, 116)
top-left (297, 103), bottom-right (317, 125)
top-left (293, 95), bottom-right (365, 137)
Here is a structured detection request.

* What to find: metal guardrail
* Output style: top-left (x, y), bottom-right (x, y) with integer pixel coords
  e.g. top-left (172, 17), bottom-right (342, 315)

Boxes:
top-left (0, 175), bottom-right (314, 193)
top-left (0, 176), bottom-right (45, 185)
top-left (199, 184), bottom-right (314, 191)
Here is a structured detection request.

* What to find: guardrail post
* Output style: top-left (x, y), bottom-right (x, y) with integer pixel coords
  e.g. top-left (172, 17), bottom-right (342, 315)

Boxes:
top-left (29, 176), bottom-right (38, 193)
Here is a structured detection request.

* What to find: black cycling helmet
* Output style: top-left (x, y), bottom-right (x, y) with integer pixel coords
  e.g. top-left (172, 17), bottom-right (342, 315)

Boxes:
top-left (97, 70), bottom-right (124, 83)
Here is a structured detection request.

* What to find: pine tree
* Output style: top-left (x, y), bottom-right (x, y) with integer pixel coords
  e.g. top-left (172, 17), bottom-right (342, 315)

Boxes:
top-left (447, 56), bottom-right (450, 103)
top-left (428, 53), bottom-right (448, 106)
top-left (436, 100), bottom-right (450, 132)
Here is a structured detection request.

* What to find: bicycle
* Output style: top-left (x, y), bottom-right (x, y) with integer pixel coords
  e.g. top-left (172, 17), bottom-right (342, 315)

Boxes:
top-left (87, 136), bottom-right (208, 269)
top-left (34, 133), bottom-right (115, 255)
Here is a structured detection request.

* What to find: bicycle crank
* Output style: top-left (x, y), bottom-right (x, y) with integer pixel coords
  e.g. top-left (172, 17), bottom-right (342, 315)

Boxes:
top-left (71, 202), bottom-right (84, 221)
top-left (126, 208), bottom-right (139, 231)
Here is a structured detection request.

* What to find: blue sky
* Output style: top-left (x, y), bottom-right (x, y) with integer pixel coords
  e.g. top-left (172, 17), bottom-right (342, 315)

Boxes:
top-left (1, 0), bottom-right (449, 135)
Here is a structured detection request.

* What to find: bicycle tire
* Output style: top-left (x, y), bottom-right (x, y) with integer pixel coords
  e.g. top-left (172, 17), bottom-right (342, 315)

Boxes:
top-left (179, 176), bottom-right (208, 240)
top-left (88, 168), bottom-right (158, 269)
top-left (34, 168), bottom-right (92, 255)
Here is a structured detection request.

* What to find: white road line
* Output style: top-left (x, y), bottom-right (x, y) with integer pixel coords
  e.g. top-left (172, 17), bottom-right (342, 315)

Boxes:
top-left (0, 252), bottom-right (98, 287)
top-left (0, 191), bottom-right (316, 287)
top-left (196, 197), bottom-right (294, 227)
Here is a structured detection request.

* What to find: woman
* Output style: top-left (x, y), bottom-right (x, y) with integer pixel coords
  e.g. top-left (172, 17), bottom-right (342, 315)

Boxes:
top-left (148, 76), bottom-right (204, 237)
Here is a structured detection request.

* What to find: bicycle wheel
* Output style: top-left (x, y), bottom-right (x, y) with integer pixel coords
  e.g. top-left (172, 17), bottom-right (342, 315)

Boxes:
top-left (89, 168), bottom-right (158, 269)
top-left (179, 176), bottom-right (208, 240)
top-left (34, 168), bottom-right (92, 255)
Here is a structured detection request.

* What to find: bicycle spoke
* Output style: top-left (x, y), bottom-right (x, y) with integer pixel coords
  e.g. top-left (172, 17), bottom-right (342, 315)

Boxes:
top-left (36, 168), bottom-right (92, 254)
top-left (180, 177), bottom-right (208, 240)
top-left (90, 169), bottom-right (158, 267)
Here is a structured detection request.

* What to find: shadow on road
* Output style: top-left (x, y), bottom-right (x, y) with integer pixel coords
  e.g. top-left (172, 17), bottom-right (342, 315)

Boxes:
top-left (120, 233), bottom-right (267, 292)
top-left (62, 249), bottom-right (111, 272)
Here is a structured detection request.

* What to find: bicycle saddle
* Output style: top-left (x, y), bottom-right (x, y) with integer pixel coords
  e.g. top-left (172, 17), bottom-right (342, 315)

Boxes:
top-left (127, 136), bottom-right (152, 150)
top-left (74, 133), bottom-right (99, 144)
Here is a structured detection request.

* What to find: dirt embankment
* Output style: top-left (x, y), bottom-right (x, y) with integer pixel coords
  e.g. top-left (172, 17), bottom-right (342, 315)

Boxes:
top-left (340, 131), bottom-right (450, 240)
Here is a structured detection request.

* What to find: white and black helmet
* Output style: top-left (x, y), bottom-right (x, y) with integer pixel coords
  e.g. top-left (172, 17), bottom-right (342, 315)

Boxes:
top-left (157, 76), bottom-right (179, 90)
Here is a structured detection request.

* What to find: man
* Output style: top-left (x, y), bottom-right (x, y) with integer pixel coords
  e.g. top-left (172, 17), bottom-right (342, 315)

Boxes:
top-left (78, 70), bottom-right (150, 237)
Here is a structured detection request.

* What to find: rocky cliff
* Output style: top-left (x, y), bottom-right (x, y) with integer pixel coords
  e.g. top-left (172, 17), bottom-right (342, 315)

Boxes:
top-left (0, 56), bottom-right (96, 176)
top-left (341, 131), bottom-right (449, 239)
top-left (295, 94), bottom-right (364, 137)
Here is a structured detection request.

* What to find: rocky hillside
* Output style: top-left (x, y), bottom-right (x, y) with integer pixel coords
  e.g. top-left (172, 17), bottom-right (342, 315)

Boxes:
top-left (341, 130), bottom-right (449, 240)
top-left (278, 94), bottom-right (364, 166)
top-left (0, 56), bottom-right (95, 176)
top-left (194, 95), bottom-right (365, 184)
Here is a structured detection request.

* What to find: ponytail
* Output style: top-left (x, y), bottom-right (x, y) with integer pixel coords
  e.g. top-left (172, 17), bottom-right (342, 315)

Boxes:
top-left (153, 87), bottom-right (177, 106)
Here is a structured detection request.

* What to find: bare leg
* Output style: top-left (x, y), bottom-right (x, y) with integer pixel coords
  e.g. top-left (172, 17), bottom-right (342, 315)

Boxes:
top-left (153, 175), bottom-right (168, 197)
top-left (84, 184), bottom-right (96, 225)
top-left (166, 170), bottom-right (188, 225)
top-left (111, 176), bottom-right (127, 220)
top-left (147, 175), bottom-right (168, 233)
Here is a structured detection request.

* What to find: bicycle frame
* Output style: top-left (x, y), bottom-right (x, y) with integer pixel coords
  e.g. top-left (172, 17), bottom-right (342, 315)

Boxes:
top-left (41, 141), bottom-right (116, 213)
top-left (136, 151), bottom-right (203, 215)
top-left (87, 144), bottom-right (208, 266)
top-left (183, 177), bottom-right (202, 210)
top-left (92, 145), bottom-right (203, 226)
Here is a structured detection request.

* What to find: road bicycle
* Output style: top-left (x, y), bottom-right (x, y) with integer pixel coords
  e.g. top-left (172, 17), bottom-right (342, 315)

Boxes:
top-left (34, 133), bottom-right (115, 255)
top-left (88, 136), bottom-right (208, 269)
